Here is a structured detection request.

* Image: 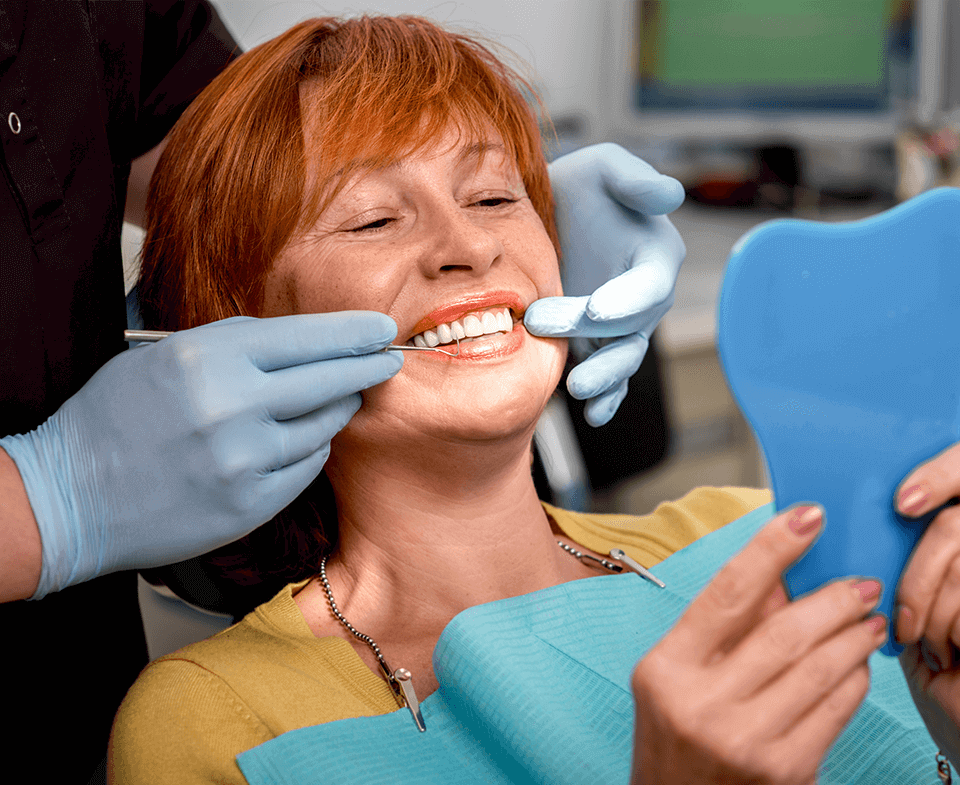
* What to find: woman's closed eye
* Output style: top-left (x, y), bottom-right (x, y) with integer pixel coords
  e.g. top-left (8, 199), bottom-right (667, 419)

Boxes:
top-left (349, 216), bottom-right (394, 232)
top-left (339, 189), bottom-right (520, 234)
top-left (344, 197), bottom-right (518, 233)
top-left (470, 195), bottom-right (519, 209)
top-left (336, 210), bottom-right (397, 233)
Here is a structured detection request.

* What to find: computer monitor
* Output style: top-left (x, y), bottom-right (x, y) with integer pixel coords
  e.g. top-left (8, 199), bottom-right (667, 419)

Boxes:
top-left (598, 0), bottom-right (942, 151)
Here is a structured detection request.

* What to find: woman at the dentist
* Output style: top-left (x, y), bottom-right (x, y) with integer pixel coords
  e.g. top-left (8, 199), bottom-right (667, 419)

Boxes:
top-left (110, 15), bottom-right (960, 784)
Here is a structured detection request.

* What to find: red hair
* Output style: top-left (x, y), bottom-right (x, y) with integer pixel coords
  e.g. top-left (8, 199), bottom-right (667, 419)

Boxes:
top-left (138, 16), bottom-right (557, 614)
top-left (139, 14), bottom-right (557, 331)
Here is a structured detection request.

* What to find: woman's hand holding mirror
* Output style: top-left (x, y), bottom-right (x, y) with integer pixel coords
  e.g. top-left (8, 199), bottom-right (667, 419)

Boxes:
top-left (630, 505), bottom-right (887, 785)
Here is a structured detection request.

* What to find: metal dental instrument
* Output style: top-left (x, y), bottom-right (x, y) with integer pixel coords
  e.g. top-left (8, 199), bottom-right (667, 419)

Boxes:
top-left (379, 340), bottom-right (460, 357)
top-left (609, 548), bottom-right (666, 589)
top-left (123, 330), bottom-right (461, 356)
top-left (124, 330), bottom-right (175, 343)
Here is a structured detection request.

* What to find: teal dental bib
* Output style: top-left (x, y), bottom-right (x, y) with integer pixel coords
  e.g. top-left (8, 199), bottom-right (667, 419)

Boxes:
top-left (237, 503), bottom-right (937, 784)
top-left (718, 187), bottom-right (960, 656)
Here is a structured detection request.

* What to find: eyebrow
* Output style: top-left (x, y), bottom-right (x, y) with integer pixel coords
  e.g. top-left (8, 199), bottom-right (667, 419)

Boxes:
top-left (457, 141), bottom-right (506, 164)
top-left (313, 140), bottom-right (509, 205)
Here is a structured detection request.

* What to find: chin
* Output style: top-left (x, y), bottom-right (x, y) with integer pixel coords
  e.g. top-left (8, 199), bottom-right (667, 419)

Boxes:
top-left (347, 337), bottom-right (566, 450)
top-left (430, 337), bottom-right (565, 438)
top-left (429, 383), bottom-right (552, 443)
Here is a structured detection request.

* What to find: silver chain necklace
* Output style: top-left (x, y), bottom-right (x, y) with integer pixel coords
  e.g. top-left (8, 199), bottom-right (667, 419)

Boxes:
top-left (317, 540), bottom-right (665, 733)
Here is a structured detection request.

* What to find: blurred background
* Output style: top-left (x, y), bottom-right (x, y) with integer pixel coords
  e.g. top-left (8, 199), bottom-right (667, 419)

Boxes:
top-left (123, 0), bottom-right (960, 520)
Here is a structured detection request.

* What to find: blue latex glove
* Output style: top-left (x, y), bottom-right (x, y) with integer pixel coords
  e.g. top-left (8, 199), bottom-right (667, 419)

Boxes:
top-left (0, 313), bottom-right (402, 598)
top-left (525, 143), bottom-right (686, 426)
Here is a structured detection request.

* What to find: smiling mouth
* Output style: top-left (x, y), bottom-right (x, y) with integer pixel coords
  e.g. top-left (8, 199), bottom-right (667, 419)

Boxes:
top-left (409, 307), bottom-right (517, 349)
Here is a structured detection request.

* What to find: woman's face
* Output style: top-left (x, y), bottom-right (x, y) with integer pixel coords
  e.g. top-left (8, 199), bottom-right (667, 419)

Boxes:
top-left (263, 124), bottom-right (566, 449)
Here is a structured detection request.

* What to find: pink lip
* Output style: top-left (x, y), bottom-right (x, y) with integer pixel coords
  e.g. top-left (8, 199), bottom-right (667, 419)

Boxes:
top-left (408, 290), bottom-right (525, 339)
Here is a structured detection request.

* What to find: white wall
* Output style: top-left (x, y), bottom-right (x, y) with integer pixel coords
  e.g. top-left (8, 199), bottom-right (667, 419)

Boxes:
top-left (209, 1), bottom-right (605, 127)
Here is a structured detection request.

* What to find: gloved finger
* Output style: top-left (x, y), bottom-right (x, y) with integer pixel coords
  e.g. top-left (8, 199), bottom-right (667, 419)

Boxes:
top-left (583, 381), bottom-right (630, 428)
top-left (249, 415), bottom-right (347, 527)
top-left (585, 253), bottom-right (679, 324)
top-left (194, 311), bottom-right (398, 372)
top-left (270, 393), bottom-right (362, 471)
top-left (522, 295), bottom-right (593, 337)
top-left (261, 440), bottom-right (334, 511)
top-left (566, 333), bottom-right (649, 401)
top-left (525, 295), bottom-right (658, 341)
top-left (265, 352), bottom-right (403, 421)
top-left (596, 145), bottom-right (686, 216)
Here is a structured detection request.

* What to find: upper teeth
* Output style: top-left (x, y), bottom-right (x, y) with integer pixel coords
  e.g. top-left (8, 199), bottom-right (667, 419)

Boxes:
top-left (412, 307), bottom-right (514, 348)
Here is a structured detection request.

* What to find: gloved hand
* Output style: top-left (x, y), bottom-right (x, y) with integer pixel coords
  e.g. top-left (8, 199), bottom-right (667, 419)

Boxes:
top-left (0, 312), bottom-right (401, 598)
top-left (525, 143), bottom-right (686, 426)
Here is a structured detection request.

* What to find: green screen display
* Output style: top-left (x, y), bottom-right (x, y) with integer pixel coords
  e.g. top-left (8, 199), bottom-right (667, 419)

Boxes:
top-left (638, 0), bottom-right (911, 110)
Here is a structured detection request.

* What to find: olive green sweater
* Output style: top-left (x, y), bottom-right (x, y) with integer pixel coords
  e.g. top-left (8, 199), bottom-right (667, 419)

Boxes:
top-left (108, 487), bottom-right (772, 784)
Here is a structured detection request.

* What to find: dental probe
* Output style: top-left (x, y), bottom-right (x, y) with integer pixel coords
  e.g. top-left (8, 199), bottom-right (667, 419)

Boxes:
top-left (123, 330), bottom-right (461, 356)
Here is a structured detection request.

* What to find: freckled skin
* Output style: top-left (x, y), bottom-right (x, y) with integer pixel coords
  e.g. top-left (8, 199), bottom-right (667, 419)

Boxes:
top-left (262, 125), bottom-right (567, 448)
top-left (265, 125), bottom-right (571, 703)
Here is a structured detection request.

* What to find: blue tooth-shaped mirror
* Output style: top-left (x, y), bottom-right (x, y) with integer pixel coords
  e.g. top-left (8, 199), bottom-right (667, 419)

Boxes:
top-left (717, 187), bottom-right (960, 656)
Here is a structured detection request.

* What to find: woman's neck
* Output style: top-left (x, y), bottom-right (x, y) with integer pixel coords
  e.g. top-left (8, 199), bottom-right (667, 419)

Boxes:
top-left (321, 429), bottom-right (582, 627)
top-left (294, 426), bottom-right (602, 698)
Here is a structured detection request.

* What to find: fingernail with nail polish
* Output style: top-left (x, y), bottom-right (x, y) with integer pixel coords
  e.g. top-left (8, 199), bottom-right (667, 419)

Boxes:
top-left (789, 507), bottom-right (822, 536)
top-left (866, 615), bottom-right (887, 638)
top-left (854, 580), bottom-right (881, 604)
top-left (898, 485), bottom-right (928, 515)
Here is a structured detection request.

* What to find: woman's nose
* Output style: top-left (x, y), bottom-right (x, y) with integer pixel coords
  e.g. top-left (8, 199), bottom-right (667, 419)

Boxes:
top-left (417, 205), bottom-right (503, 279)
